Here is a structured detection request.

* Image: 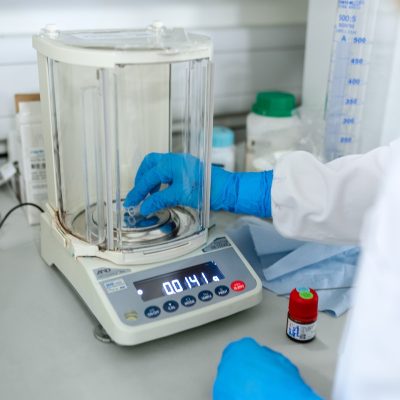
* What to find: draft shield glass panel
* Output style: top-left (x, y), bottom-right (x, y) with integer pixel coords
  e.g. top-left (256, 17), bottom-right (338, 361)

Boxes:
top-left (46, 29), bottom-right (212, 252)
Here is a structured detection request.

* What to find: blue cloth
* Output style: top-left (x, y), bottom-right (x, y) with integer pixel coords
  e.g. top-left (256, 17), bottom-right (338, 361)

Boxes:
top-left (124, 153), bottom-right (273, 218)
top-left (213, 337), bottom-right (322, 400)
top-left (225, 217), bottom-right (360, 316)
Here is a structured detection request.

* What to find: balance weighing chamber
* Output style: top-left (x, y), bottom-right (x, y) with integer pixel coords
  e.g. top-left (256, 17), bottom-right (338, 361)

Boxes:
top-left (33, 23), bottom-right (262, 346)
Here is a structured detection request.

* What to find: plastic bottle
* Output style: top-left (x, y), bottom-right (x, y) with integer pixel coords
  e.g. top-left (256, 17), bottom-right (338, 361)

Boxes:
top-left (246, 91), bottom-right (300, 171)
top-left (211, 126), bottom-right (235, 171)
top-left (286, 287), bottom-right (318, 343)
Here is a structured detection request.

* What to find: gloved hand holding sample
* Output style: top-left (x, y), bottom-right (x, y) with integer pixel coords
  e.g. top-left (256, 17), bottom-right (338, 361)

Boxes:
top-left (123, 152), bottom-right (273, 218)
top-left (213, 337), bottom-right (322, 400)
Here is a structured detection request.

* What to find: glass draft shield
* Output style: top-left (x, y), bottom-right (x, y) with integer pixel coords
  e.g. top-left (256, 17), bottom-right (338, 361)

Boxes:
top-left (35, 26), bottom-right (213, 253)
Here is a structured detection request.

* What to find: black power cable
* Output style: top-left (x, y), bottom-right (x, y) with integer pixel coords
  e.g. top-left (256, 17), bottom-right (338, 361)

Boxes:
top-left (0, 202), bottom-right (44, 230)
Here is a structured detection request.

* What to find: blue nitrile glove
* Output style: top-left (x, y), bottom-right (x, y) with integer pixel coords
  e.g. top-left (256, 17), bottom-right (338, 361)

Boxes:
top-left (123, 153), bottom-right (273, 217)
top-left (213, 337), bottom-right (323, 400)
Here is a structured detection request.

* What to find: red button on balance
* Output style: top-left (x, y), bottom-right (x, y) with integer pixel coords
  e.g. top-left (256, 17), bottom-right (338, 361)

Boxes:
top-left (231, 280), bottom-right (246, 292)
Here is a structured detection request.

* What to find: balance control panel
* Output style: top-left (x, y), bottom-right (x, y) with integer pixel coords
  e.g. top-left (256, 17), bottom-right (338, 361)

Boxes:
top-left (96, 239), bottom-right (259, 327)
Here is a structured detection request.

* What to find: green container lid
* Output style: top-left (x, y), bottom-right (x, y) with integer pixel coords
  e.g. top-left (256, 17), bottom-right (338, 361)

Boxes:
top-left (251, 91), bottom-right (296, 117)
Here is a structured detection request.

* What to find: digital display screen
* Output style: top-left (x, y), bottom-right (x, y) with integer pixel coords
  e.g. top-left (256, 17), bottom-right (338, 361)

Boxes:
top-left (133, 261), bottom-right (225, 302)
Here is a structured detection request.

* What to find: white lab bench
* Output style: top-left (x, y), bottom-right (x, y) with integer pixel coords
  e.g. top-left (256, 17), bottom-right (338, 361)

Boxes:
top-left (0, 186), bottom-right (346, 400)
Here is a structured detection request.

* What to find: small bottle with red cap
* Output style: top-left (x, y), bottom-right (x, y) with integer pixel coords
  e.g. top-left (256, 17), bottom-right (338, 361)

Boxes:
top-left (286, 287), bottom-right (318, 343)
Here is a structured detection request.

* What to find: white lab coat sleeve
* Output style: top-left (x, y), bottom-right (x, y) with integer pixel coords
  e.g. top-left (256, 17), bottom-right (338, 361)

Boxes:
top-left (271, 141), bottom-right (398, 244)
top-left (332, 142), bottom-right (400, 400)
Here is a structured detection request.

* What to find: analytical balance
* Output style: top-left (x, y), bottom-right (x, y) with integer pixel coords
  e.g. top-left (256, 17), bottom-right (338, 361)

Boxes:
top-left (33, 24), bottom-right (262, 346)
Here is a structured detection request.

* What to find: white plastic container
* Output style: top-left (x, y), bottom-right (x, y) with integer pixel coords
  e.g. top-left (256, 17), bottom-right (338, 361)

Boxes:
top-left (246, 92), bottom-right (300, 171)
top-left (10, 100), bottom-right (47, 224)
top-left (211, 126), bottom-right (235, 171)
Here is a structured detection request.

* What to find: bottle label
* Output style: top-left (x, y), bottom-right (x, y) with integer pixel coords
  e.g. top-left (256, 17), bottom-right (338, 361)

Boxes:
top-left (287, 317), bottom-right (316, 341)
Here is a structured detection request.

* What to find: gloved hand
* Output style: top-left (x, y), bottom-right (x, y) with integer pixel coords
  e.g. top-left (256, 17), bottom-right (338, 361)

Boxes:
top-left (213, 337), bottom-right (323, 400)
top-left (123, 152), bottom-right (273, 217)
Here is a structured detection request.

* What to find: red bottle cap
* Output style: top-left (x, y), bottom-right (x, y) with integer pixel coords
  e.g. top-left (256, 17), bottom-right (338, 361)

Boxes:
top-left (288, 288), bottom-right (318, 323)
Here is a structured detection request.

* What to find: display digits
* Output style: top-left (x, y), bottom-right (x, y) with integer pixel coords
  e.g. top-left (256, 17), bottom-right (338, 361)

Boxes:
top-left (163, 279), bottom-right (184, 295)
top-left (184, 277), bottom-right (192, 289)
top-left (188, 274), bottom-right (201, 287)
top-left (134, 261), bottom-right (225, 301)
top-left (162, 273), bottom-right (209, 296)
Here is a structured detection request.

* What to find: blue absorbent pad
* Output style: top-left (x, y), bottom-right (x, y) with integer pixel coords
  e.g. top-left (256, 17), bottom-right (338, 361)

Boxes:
top-left (225, 217), bottom-right (360, 317)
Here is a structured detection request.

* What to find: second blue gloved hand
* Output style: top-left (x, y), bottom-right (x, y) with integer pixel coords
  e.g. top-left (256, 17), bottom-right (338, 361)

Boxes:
top-left (123, 152), bottom-right (273, 217)
top-left (213, 337), bottom-right (323, 400)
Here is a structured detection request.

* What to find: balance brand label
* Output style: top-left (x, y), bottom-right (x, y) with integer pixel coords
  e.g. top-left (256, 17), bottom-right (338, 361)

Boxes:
top-left (94, 267), bottom-right (131, 281)
top-left (202, 237), bottom-right (231, 253)
top-left (287, 318), bottom-right (316, 341)
top-left (104, 278), bottom-right (128, 294)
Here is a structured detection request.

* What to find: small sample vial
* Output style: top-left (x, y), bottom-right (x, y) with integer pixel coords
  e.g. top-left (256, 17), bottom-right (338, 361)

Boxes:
top-left (127, 206), bottom-right (138, 217)
top-left (286, 287), bottom-right (318, 343)
top-left (124, 205), bottom-right (140, 227)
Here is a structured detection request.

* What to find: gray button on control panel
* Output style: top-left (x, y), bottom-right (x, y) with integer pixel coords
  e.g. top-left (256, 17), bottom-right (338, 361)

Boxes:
top-left (163, 300), bottom-right (179, 313)
top-left (215, 285), bottom-right (230, 297)
top-left (145, 306), bottom-right (161, 319)
top-left (198, 290), bottom-right (213, 302)
top-left (181, 295), bottom-right (196, 307)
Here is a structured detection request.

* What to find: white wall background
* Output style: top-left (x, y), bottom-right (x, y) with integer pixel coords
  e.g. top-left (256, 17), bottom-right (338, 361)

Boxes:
top-left (0, 0), bottom-right (308, 143)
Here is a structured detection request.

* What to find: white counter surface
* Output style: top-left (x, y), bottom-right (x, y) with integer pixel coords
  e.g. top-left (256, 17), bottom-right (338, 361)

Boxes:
top-left (0, 186), bottom-right (346, 400)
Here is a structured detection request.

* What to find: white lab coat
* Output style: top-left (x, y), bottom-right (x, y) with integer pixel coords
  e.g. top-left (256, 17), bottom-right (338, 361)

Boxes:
top-left (272, 142), bottom-right (397, 244)
top-left (272, 139), bottom-right (400, 399)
